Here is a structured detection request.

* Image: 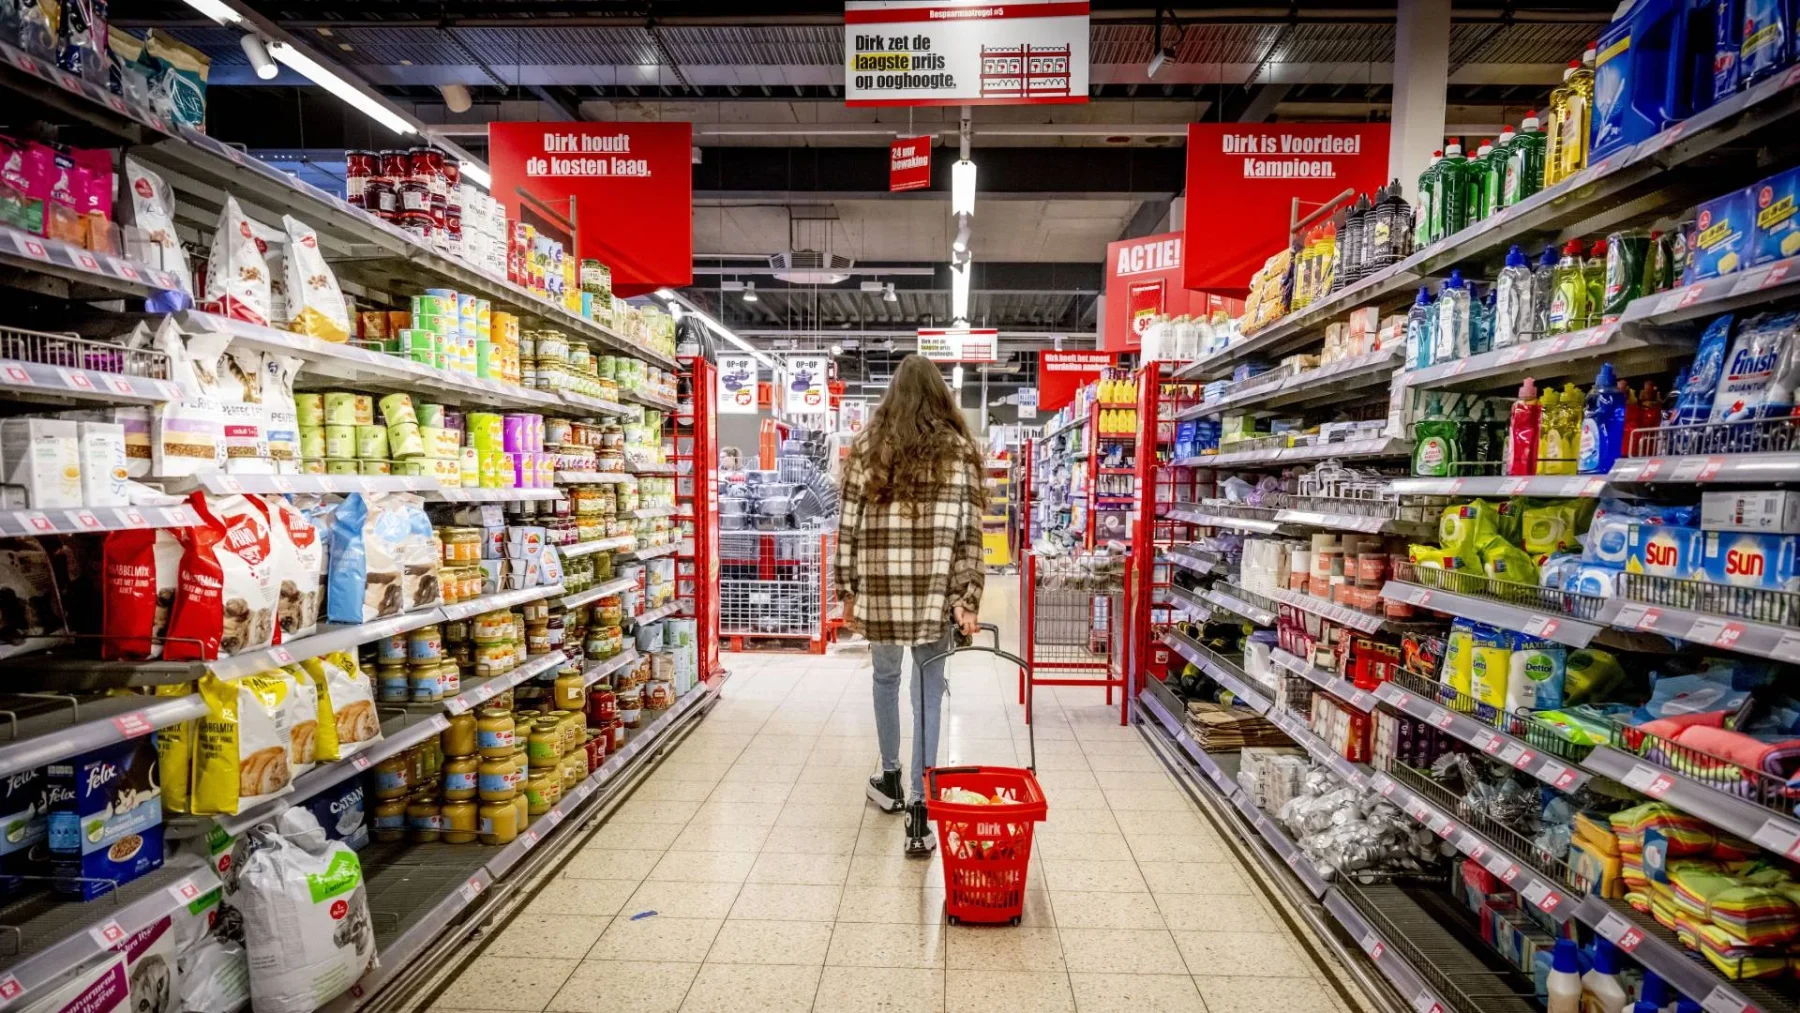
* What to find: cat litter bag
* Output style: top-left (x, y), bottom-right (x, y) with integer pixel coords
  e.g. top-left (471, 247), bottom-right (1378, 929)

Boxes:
top-left (236, 810), bottom-right (376, 1013)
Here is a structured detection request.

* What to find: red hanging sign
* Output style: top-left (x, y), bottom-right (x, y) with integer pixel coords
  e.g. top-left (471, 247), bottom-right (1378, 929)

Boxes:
top-left (1101, 232), bottom-right (1244, 353)
top-left (1182, 123), bottom-right (1390, 296)
top-left (1038, 350), bottom-right (1115, 412)
top-left (890, 136), bottom-right (932, 191)
top-left (487, 122), bottom-right (694, 297)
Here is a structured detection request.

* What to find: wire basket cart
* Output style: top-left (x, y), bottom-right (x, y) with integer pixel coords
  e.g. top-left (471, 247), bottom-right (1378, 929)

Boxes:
top-left (718, 529), bottom-right (835, 653)
top-left (1019, 549), bottom-right (1128, 725)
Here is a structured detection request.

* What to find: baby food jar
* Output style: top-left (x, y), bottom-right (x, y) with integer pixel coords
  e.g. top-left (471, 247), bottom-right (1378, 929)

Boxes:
top-left (377, 633), bottom-right (409, 664)
top-left (559, 751), bottom-right (585, 792)
top-left (441, 800), bottom-right (479, 844)
top-left (371, 755), bottom-right (411, 800)
top-left (478, 800), bottom-right (518, 845)
top-left (371, 798), bottom-right (407, 842)
top-left (477, 755), bottom-right (516, 802)
top-left (525, 769), bottom-right (560, 815)
top-left (528, 720), bottom-right (562, 769)
top-left (407, 797), bottom-right (443, 843)
top-left (587, 687), bottom-right (618, 726)
top-left (476, 708), bottom-right (515, 757)
top-left (409, 662), bottom-right (443, 703)
top-left (442, 711), bottom-right (478, 756)
top-left (442, 755), bottom-right (479, 801)
top-left (553, 671), bottom-right (585, 712)
top-left (408, 624), bottom-right (443, 662)
top-left (376, 663), bottom-right (411, 703)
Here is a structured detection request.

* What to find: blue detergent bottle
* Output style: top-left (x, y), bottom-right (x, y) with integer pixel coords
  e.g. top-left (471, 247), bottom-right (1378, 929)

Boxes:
top-left (1593, 0), bottom-right (1696, 160)
top-left (1580, 362), bottom-right (1627, 473)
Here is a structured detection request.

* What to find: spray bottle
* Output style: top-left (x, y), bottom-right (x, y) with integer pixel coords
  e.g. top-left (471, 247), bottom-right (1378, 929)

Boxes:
top-left (1495, 245), bottom-right (1535, 348)
top-left (1584, 239), bottom-right (1609, 330)
top-left (1579, 363), bottom-right (1626, 474)
top-left (1486, 125), bottom-right (1515, 213)
top-left (1507, 377), bottom-right (1542, 475)
top-left (1548, 240), bottom-right (1590, 335)
top-left (1437, 139), bottom-right (1471, 239)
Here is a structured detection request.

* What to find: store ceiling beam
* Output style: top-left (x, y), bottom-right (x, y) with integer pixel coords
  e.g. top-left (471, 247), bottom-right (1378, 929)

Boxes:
top-left (1238, 82), bottom-right (1293, 121)
top-left (692, 146), bottom-right (1186, 200)
top-left (525, 85), bottom-right (582, 121)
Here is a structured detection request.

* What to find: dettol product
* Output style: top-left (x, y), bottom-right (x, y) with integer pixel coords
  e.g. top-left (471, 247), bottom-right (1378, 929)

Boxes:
top-left (1495, 245), bottom-right (1535, 348)
top-left (1580, 362), bottom-right (1627, 474)
top-left (1505, 111), bottom-right (1548, 206)
top-left (1548, 240), bottom-right (1591, 334)
top-left (1415, 151), bottom-right (1442, 247)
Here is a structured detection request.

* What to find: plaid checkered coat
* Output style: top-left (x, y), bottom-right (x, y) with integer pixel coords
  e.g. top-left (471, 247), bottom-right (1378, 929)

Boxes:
top-left (833, 450), bottom-right (985, 646)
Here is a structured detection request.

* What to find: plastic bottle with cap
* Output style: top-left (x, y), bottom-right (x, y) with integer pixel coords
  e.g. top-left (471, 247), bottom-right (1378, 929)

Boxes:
top-left (1405, 287), bottom-right (1433, 370)
top-left (1436, 270), bottom-right (1472, 363)
top-left (1507, 377), bottom-right (1541, 476)
top-left (1580, 938), bottom-right (1629, 1013)
top-left (1495, 244), bottom-right (1535, 348)
top-left (1579, 362), bottom-right (1626, 474)
top-left (1547, 938), bottom-right (1583, 1013)
top-left (1673, 1001), bottom-right (1702, 1013)
top-left (1638, 971), bottom-right (1672, 1013)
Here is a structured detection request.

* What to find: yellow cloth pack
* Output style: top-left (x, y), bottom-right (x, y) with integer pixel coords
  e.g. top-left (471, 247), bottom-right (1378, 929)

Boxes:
top-left (194, 671), bottom-right (296, 816)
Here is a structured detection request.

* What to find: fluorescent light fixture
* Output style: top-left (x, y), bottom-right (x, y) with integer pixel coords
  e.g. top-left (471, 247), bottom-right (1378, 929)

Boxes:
top-left (458, 160), bottom-right (491, 189)
top-left (1147, 47), bottom-right (1175, 79)
top-left (951, 159), bottom-right (977, 216)
top-left (267, 41), bottom-right (416, 135)
top-left (240, 34), bottom-right (278, 79)
top-left (952, 365), bottom-right (965, 389)
top-left (829, 343), bottom-right (843, 357)
top-left (742, 282), bottom-right (758, 303)
top-left (952, 218), bottom-right (972, 254)
top-left (660, 289), bottom-right (778, 370)
top-left (181, 0), bottom-right (242, 24)
top-left (950, 262), bottom-right (971, 322)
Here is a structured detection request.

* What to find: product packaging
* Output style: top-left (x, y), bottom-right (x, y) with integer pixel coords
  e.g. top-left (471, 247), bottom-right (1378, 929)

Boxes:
top-left (0, 417), bottom-right (81, 508)
top-left (299, 652), bottom-right (380, 760)
top-left (1710, 311), bottom-right (1800, 421)
top-left (193, 672), bottom-right (296, 815)
top-left (1688, 188), bottom-right (1754, 281)
top-left (0, 767), bottom-right (43, 893)
top-left (1702, 490), bottom-right (1800, 533)
top-left (165, 493), bottom-right (279, 661)
top-left (263, 495), bottom-right (322, 640)
top-left (100, 526), bottom-right (183, 660)
top-left (235, 812), bottom-right (377, 1013)
top-left (1625, 524), bottom-right (1706, 580)
top-left (327, 493), bottom-right (411, 623)
top-left (77, 421), bottom-right (129, 507)
top-left (1700, 530), bottom-right (1800, 590)
top-left (200, 196), bottom-right (272, 326)
top-left (153, 322), bottom-right (227, 477)
top-left (46, 738), bottom-right (164, 899)
top-left (281, 216), bottom-right (351, 342)
top-left (122, 157), bottom-right (193, 296)
top-left (1751, 166), bottom-right (1800, 266)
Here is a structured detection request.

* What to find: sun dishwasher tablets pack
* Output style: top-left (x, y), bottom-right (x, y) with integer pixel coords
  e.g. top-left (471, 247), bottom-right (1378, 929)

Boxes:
top-left (1689, 188), bottom-right (1755, 282)
top-left (1710, 311), bottom-right (1800, 422)
top-left (1626, 523), bottom-right (1706, 580)
top-left (1700, 530), bottom-right (1800, 591)
top-left (1752, 166), bottom-right (1800, 266)
top-left (1586, 498), bottom-right (1698, 565)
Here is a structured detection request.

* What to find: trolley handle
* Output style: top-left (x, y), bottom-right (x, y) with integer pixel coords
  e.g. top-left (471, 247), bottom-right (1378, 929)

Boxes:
top-left (955, 622), bottom-right (1002, 650)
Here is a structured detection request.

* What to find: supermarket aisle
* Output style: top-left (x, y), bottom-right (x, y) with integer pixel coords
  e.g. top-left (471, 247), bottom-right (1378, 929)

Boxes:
top-left (428, 585), bottom-right (1364, 1013)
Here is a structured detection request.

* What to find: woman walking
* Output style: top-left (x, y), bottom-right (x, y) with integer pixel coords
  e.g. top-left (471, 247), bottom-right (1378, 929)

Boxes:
top-left (834, 354), bottom-right (986, 854)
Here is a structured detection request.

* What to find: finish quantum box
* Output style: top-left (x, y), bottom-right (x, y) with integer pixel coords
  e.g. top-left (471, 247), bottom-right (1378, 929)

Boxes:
top-left (1625, 524), bottom-right (1705, 580)
top-left (1701, 531), bottom-right (1800, 591)
top-left (46, 737), bottom-right (164, 900)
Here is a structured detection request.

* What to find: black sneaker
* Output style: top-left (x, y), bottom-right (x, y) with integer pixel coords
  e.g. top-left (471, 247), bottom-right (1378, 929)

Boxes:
top-left (904, 800), bottom-right (936, 855)
top-left (867, 768), bottom-right (904, 813)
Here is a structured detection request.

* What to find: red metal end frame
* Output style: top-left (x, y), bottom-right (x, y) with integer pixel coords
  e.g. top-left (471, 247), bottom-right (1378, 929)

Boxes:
top-left (677, 355), bottom-right (722, 678)
top-left (1127, 364), bottom-right (1204, 704)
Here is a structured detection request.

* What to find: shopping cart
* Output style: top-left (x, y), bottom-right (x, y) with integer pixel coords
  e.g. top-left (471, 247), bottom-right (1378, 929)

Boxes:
top-left (920, 623), bottom-right (1048, 925)
top-left (1019, 550), bottom-right (1129, 726)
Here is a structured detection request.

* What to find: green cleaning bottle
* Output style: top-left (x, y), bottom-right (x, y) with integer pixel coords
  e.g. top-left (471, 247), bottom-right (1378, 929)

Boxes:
top-left (1547, 239), bottom-right (1589, 334)
top-left (1436, 139), bottom-right (1470, 240)
top-left (1466, 138), bottom-right (1496, 223)
top-left (1485, 126), bottom-right (1515, 214)
top-left (1504, 111), bottom-right (1547, 207)
top-left (1416, 150), bottom-right (1442, 247)
top-left (1413, 393), bottom-right (1462, 477)
top-left (1583, 239), bottom-right (1608, 330)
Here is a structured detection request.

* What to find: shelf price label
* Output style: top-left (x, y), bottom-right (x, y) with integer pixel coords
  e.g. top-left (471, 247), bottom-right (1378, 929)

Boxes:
top-left (1596, 911), bottom-right (1647, 953)
top-left (1470, 728), bottom-right (1501, 754)
top-left (1687, 616), bottom-right (1745, 650)
top-left (89, 919), bottom-right (127, 947)
top-left (458, 876), bottom-right (484, 904)
top-left (1750, 817), bottom-right (1800, 859)
top-left (1427, 706), bottom-right (1454, 730)
top-left (1621, 763), bottom-right (1676, 797)
top-left (1540, 760), bottom-right (1579, 790)
top-left (1772, 631), bottom-right (1800, 664)
top-left (1359, 931), bottom-right (1384, 960)
top-left (1522, 615), bottom-right (1561, 639)
top-left (0, 974), bottom-right (23, 1005)
top-left (1700, 986), bottom-right (1753, 1013)
top-left (1411, 993), bottom-right (1445, 1013)
top-left (169, 878), bottom-right (204, 904)
top-left (111, 711), bottom-right (154, 738)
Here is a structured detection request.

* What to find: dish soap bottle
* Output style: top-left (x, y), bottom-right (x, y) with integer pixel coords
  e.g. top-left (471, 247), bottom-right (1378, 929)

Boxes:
top-left (1437, 139), bottom-right (1470, 239)
top-left (1583, 239), bottom-right (1609, 329)
top-left (1536, 386), bottom-right (1563, 475)
top-left (1547, 939), bottom-right (1583, 1013)
top-left (1548, 240), bottom-right (1590, 335)
top-left (1507, 377), bottom-right (1542, 476)
top-left (1437, 270), bottom-right (1472, 363)
top-left (1413, 394), bottom-right (1460, 477)
top-left (1416, 151), bottom-right (1443, 248)
top-left (1466, 138), bottom-right (1495, 224)
top-left (1405, 287), bottom-right (1433, 370)
top-left (1560, 42), bottom-right (1598, 180)
top-left (1505, 111), bottom-right (1547, 206)
top-left (1580, 363), bottom-right (1626, 474)
top-left (1532, 245), bottom-right (1560, 340)
top-left (1494, 244), bottom-right (1534, 348)
top-left (1581, 938), bottom-right (1629, 1013)
top-left (1544, 64), bottom-right (1578, 186)
top-left (1486, 126), bottom-right (1514, 213)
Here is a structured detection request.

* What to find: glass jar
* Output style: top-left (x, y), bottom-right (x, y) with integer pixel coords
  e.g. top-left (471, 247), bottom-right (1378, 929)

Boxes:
top-left (476, 708), bottom-right (515, 758)
top-left (553, 671), bottom-right (585, 712)
top-left (376, 663), bottom-right (410, 703)
top-left (436, 659), bottom-right (461, 697)
top-left (512, 792), bottom-right (530, 835)
top-left (528, 720), bottom-right (561, 769)
top-left (596, 596), bottom-right (623, 625)
top-left (407, 624), bottom-right (443, 663)
top-left (618, 688), bottom-right (643, 729)
top-left (442, 755), bottom-right (479, 801)
top-left (472, 610), bottom-right (512, 644)
top-left (442, 712), bottom-right (478, 756)
top-left (587, 688), bottom-right (617, 726)
top-left (525, 621), bottom-right (551, 657)
top-left (479, 800), bottom-right (518, 845)
top-left (371, 798), bottom-right (407, 842)
top-left (407, 797), bottom-right (442, 843)
top-left (525, 769), bottom-right (559, 815)
top-left (441, 800), bottom-right (479, 844)
top-left (559, 751), bottom-right (584, 792)
top-left (371, 755), bottom-right (411, 800)
top-left (477, 756), bottom-right (516, 801)
top-left (376, 633), bottom-right (409, 664)
top-left (409, 661), bottom-right (443, 703)
top-left (442, 527), bottom-right (481, 563)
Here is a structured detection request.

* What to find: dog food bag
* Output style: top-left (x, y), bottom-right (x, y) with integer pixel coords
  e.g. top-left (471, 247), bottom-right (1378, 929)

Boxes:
top-left (200, 196), bottom-right (271, 326)
top-left (263, 495), bottom-right (321, 641)
top-left (278, 666), bottom-right (319, 779)
top-left (102, 526), bottom-right (185, 661)
top-left (282, 216), bottom-right (351, 342)
top-left (327, 494), bottom-right (408, 624)
top-left (0, 539), bottom-right (68, 659)
top-left (400, 496), bottom-right (442, 611)
top-left (300, 652), bottom-right (380, 761)
top-left (166, 494), bottom-right (278, 662)
top-left (154, 683), bottom-right (196, 814)
top-left (194, 672), bottom-right (295, 815)
top-left (123, 156), bottom-right (193, 294)
top-left (236, 813), bottom-right (376, 1013)
top-left (153, 321), bottom-right (226, 477)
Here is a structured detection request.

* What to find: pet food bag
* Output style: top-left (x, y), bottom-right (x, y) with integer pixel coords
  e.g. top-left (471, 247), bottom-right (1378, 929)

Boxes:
top-left (123, 156), bottom-right (193, 295)
top-left (16, 952), bottom-right (131, 1013)
top-left (101, 526), bottom-right (185, 661)
top-left (217, 344), bottom-right (271, 473)
top-left (153, 321), bottom-right (226, 477)
top-left (399, 497), bottom-right (441, 611)
top-left (112, 915), bottom-right (180, 1013)
top-left (193, 672), bottom-right (295, 816)
top-left (263, 495), bottom-right (321, 640)
top-left (264, 355), bottom-right (300, 469)
top-left (154, 683), bottom-right (195, 814)
top-left (177, 937), bottom-right (248, 1013)
top-left (201, 196), bottom-right (271, 326)
top-left (236, 814), bottom-right (376, 1013)
top-left (326, 494), bottom-right (409, 624)
top-left (0, 540), bottom-right (68, 659)
top-left (300, 652), bottom-right (380, 761)
top-left (166, 494), bottom-right (278, 662)
top-left (278, 667), bottom-right (319, 779)
top-left (282, 216), bottom-right (350, 342)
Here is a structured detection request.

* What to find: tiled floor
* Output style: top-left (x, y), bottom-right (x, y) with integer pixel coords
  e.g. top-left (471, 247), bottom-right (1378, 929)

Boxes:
top-left (428, 586), bottom-right (1361, 1013)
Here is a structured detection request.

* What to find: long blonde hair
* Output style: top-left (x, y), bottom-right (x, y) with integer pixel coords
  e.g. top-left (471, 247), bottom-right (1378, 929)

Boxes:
top-left (851, 354), bottom-right (984, 514)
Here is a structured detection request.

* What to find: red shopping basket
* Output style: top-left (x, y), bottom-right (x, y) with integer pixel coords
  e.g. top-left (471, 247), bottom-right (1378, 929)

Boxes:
top-left (925, 765), bottom-right (1048, 926)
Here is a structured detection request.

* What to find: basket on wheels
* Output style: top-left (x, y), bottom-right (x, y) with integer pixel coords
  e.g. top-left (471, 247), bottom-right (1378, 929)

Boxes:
top-left (925, 764), bottom-right (1049, 926)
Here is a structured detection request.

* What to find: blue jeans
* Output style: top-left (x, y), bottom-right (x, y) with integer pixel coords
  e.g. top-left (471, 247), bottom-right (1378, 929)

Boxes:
top-left (872, 627), bottom-right (956, 803)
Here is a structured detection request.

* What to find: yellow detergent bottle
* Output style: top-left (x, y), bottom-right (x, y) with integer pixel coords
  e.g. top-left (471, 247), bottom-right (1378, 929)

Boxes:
top-left (1558, 42), bottom-right (1597, 181)
top-left (1535, 387), bottom-right (1563, 474)
top-left (1543, 64), bottom-right (1575, 187)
